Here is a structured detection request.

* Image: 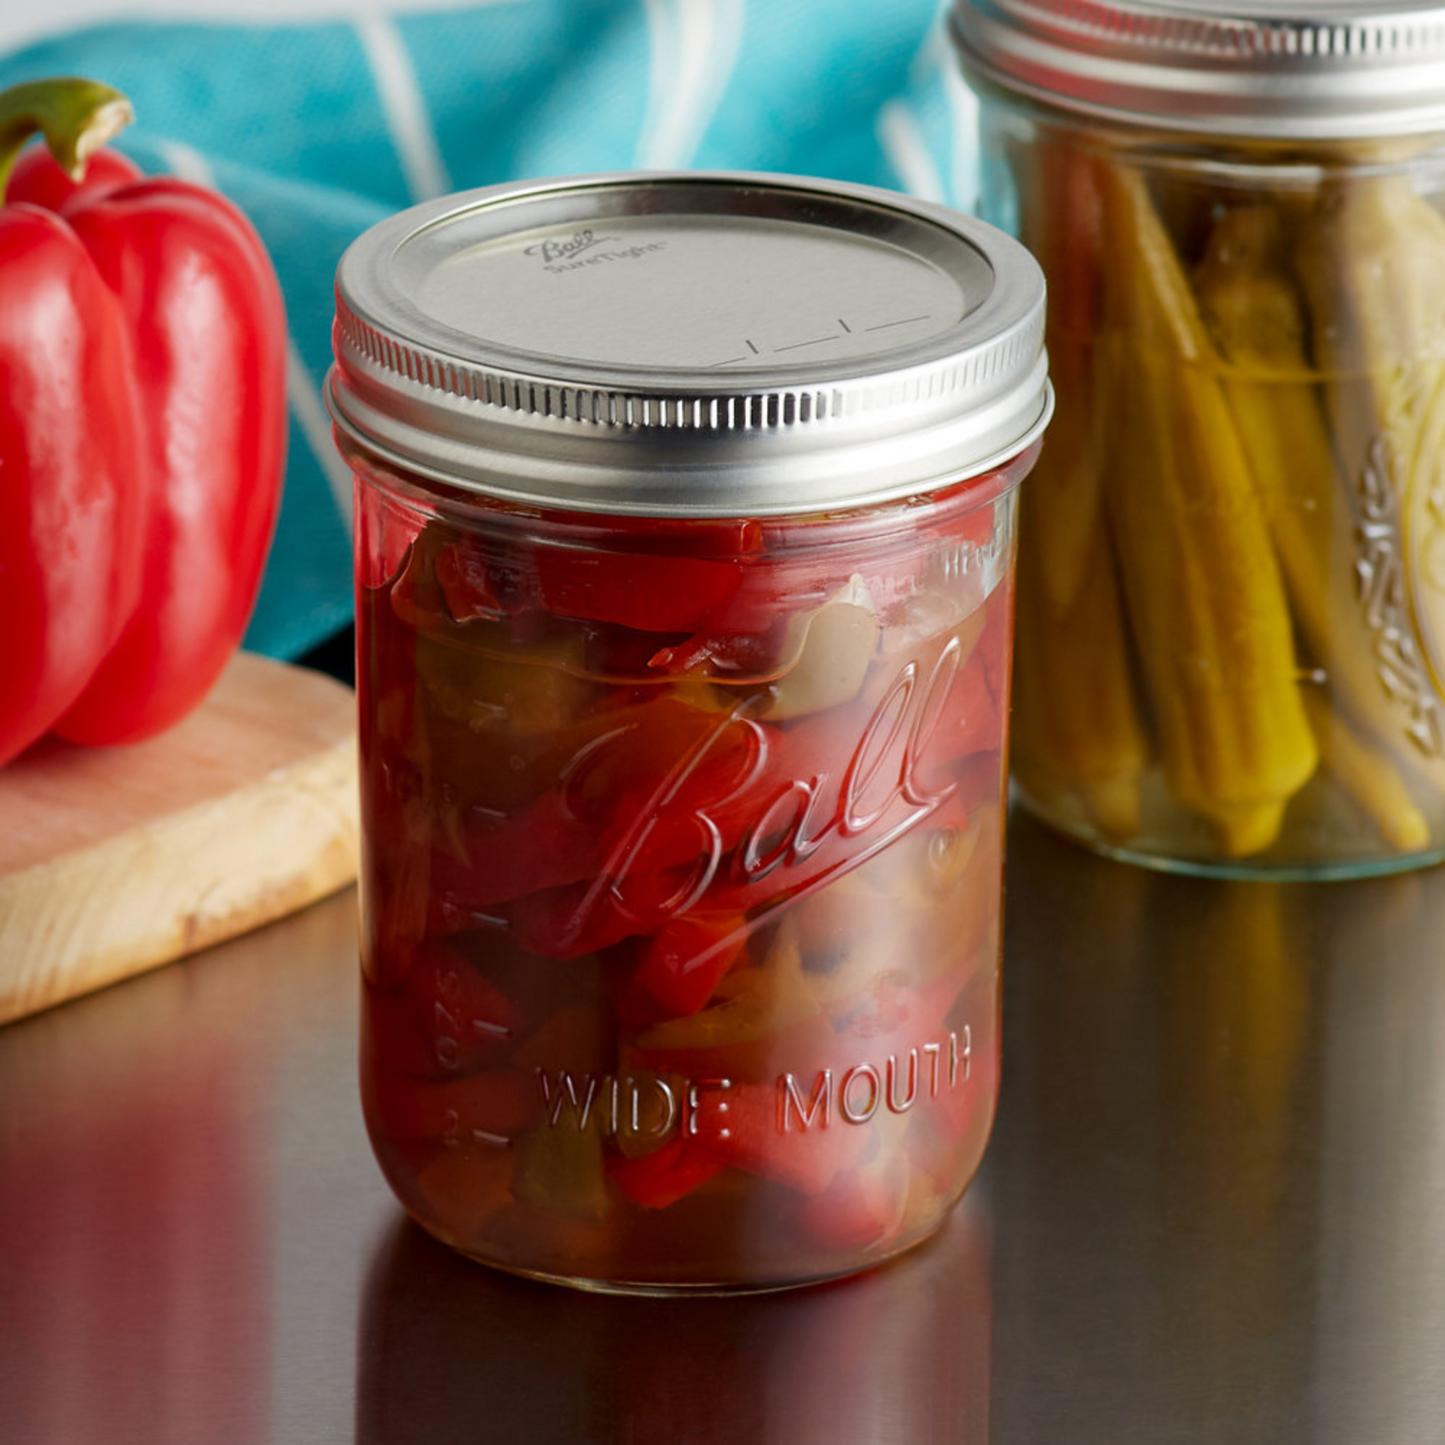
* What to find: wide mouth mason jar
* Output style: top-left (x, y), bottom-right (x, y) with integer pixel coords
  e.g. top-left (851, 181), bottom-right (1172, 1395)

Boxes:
top-left (953, 0), bottom-right (1445, 878)
top-left (328, 173), bottom-right (1050, 1292)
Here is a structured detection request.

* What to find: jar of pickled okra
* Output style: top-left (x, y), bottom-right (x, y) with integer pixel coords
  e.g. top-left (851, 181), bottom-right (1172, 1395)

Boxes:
top-left (327, 173), bottom-right (1050, 1292)
top-left (953, 0), bottom-right (1445, 877)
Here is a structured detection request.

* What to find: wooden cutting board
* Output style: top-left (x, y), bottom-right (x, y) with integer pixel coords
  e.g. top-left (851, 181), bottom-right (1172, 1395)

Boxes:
top-left (0, 652), bottom-right (359, 1026)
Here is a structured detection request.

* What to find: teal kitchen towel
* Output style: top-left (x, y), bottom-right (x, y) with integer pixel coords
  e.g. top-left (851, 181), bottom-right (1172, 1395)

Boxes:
top-left (0, 1), bottom-right (978, 659)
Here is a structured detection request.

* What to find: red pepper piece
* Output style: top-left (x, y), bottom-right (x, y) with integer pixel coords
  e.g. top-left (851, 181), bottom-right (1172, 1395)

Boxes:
top-left (468, 624), bottom-right (1000, 957)
top-left (424, 591), bottom-right (1002, 952)
top-left (434, 538), bottom-right (514, 622)
top-left (686, 631), bottom-right (1001, 920)
top-left (515, 700), bottom-right (857, 945)
top-left (691, 541), bottom-right (949, 641)
top-left (690, 561), bottom-right (835, 638)
top-left (426, 791), bottom-right (604, 915)
top-left (420, 517), bottom-right (762, 636)
top-left (534, 549), bottom-right (742, 632)
top-left (832, 948), bottom-right (971, 1041)
top-left (793, 1159), bottom-right (910, 1251)
top-left (439, 690), bottom-right (762, 884)
top-left (690, 1081), bottom-right (869, 1195)
top-left (946, 499), bottom-right (996, 550)
top-left (505, 879), bottom-right (615, 959)
top-left (627, 989), bottom-right (840, 1088)
top-left (429, 696), bottom-right (768, 925)
top-left (563, 514), bottom-right (763, 557)
top-left (915, 657), bottom-right (1002, 776)
top-left (909, 1030), bottom-right (999, 1192)
top-left (647, 623), bottom-right (789, 679)
top-left (498, 781), bottom-right (738, 918)
top-left (935, 1031), bottom-right (998, 1142)
top-left (608, 1136), bottom-right (726, 1210)
top-left (623, 914), bottom-right (750, 1021)
top-left (697, 801), bottom-right (934, 920)
top-left (507, 861), bottom-right (706, 960)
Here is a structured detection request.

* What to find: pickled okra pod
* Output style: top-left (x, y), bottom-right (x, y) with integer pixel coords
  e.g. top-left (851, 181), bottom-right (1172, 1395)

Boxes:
top-left (1302, 692), bottom-right (1430, 852)
top-left (1099, 163), bottom-right (1318, 857)
top-left (1193, 202), bottom-right (1440, 848)
top-left (1007, 138), bottom-right (1151, 840)
top-left (1011, 493), bottom-right (1149, 841)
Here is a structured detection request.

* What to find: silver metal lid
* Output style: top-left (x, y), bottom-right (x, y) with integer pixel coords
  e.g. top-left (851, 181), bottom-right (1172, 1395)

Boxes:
top-left (951, 0), bottom-right (1445, 140)
top-left (327, 172), bottom-right (1049, 517)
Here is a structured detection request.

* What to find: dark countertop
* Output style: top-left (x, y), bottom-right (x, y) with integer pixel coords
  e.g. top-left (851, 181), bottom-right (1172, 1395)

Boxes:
top-left (3, 811), bottom-right (1443, 1444)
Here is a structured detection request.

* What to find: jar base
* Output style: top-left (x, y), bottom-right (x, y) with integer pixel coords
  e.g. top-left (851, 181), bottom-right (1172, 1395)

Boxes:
top-left (1019, 795), bottom-right (1445, 882)
top-left (407, 1212), bottom-right (948, 1297)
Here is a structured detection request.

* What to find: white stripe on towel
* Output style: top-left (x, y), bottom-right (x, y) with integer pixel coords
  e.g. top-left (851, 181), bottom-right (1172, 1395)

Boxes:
top-left (887, 3), bottom-right (976, 210)
top-left (941, 51), bottom-right (980, 208)
top-left (153, 137), bottom-right (216, 188)
top-left (155, 138), bottom-right (355, 533)
top-left (635, 0), bottom-right (746, 169)
top-left (876, 101), bottom-right (946, 204)
top-left (354, 10), bottom-right (453, 202)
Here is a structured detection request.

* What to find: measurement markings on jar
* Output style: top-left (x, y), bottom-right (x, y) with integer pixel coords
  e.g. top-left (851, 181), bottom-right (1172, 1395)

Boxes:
top-left (440, 1113), bottom-right (513, 1150)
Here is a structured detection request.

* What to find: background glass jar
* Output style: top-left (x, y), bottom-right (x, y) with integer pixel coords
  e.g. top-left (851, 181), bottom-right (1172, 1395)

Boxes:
top-left (954, 0), bottom-right (1445, 877)
top-left (330, 173), bottom-right (1050, 1290)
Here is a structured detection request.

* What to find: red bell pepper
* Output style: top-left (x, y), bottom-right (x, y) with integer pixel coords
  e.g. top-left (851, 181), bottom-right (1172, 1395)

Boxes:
top-left (0, 77), bottom-right (286, 763)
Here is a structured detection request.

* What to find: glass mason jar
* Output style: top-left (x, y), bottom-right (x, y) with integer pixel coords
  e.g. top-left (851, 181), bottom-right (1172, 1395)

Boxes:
top-left (953, 0), bottom-right (1445, 877)
top-left (328, 173), bottom-right (1050, 1292)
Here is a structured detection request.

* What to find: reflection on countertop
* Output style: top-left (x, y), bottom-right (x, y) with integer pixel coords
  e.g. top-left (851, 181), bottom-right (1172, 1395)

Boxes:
top-left (992, 817), bottom-right (1445, 1444)
top-left (356, 1205), bottom-right (990, 1445)
top-left (1, 813), bottom-right (1443, 1443)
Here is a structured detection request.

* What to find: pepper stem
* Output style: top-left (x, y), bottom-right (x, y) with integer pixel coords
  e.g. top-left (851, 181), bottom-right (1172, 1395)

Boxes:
top-left (0, 77), bottom-right (133, 203)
